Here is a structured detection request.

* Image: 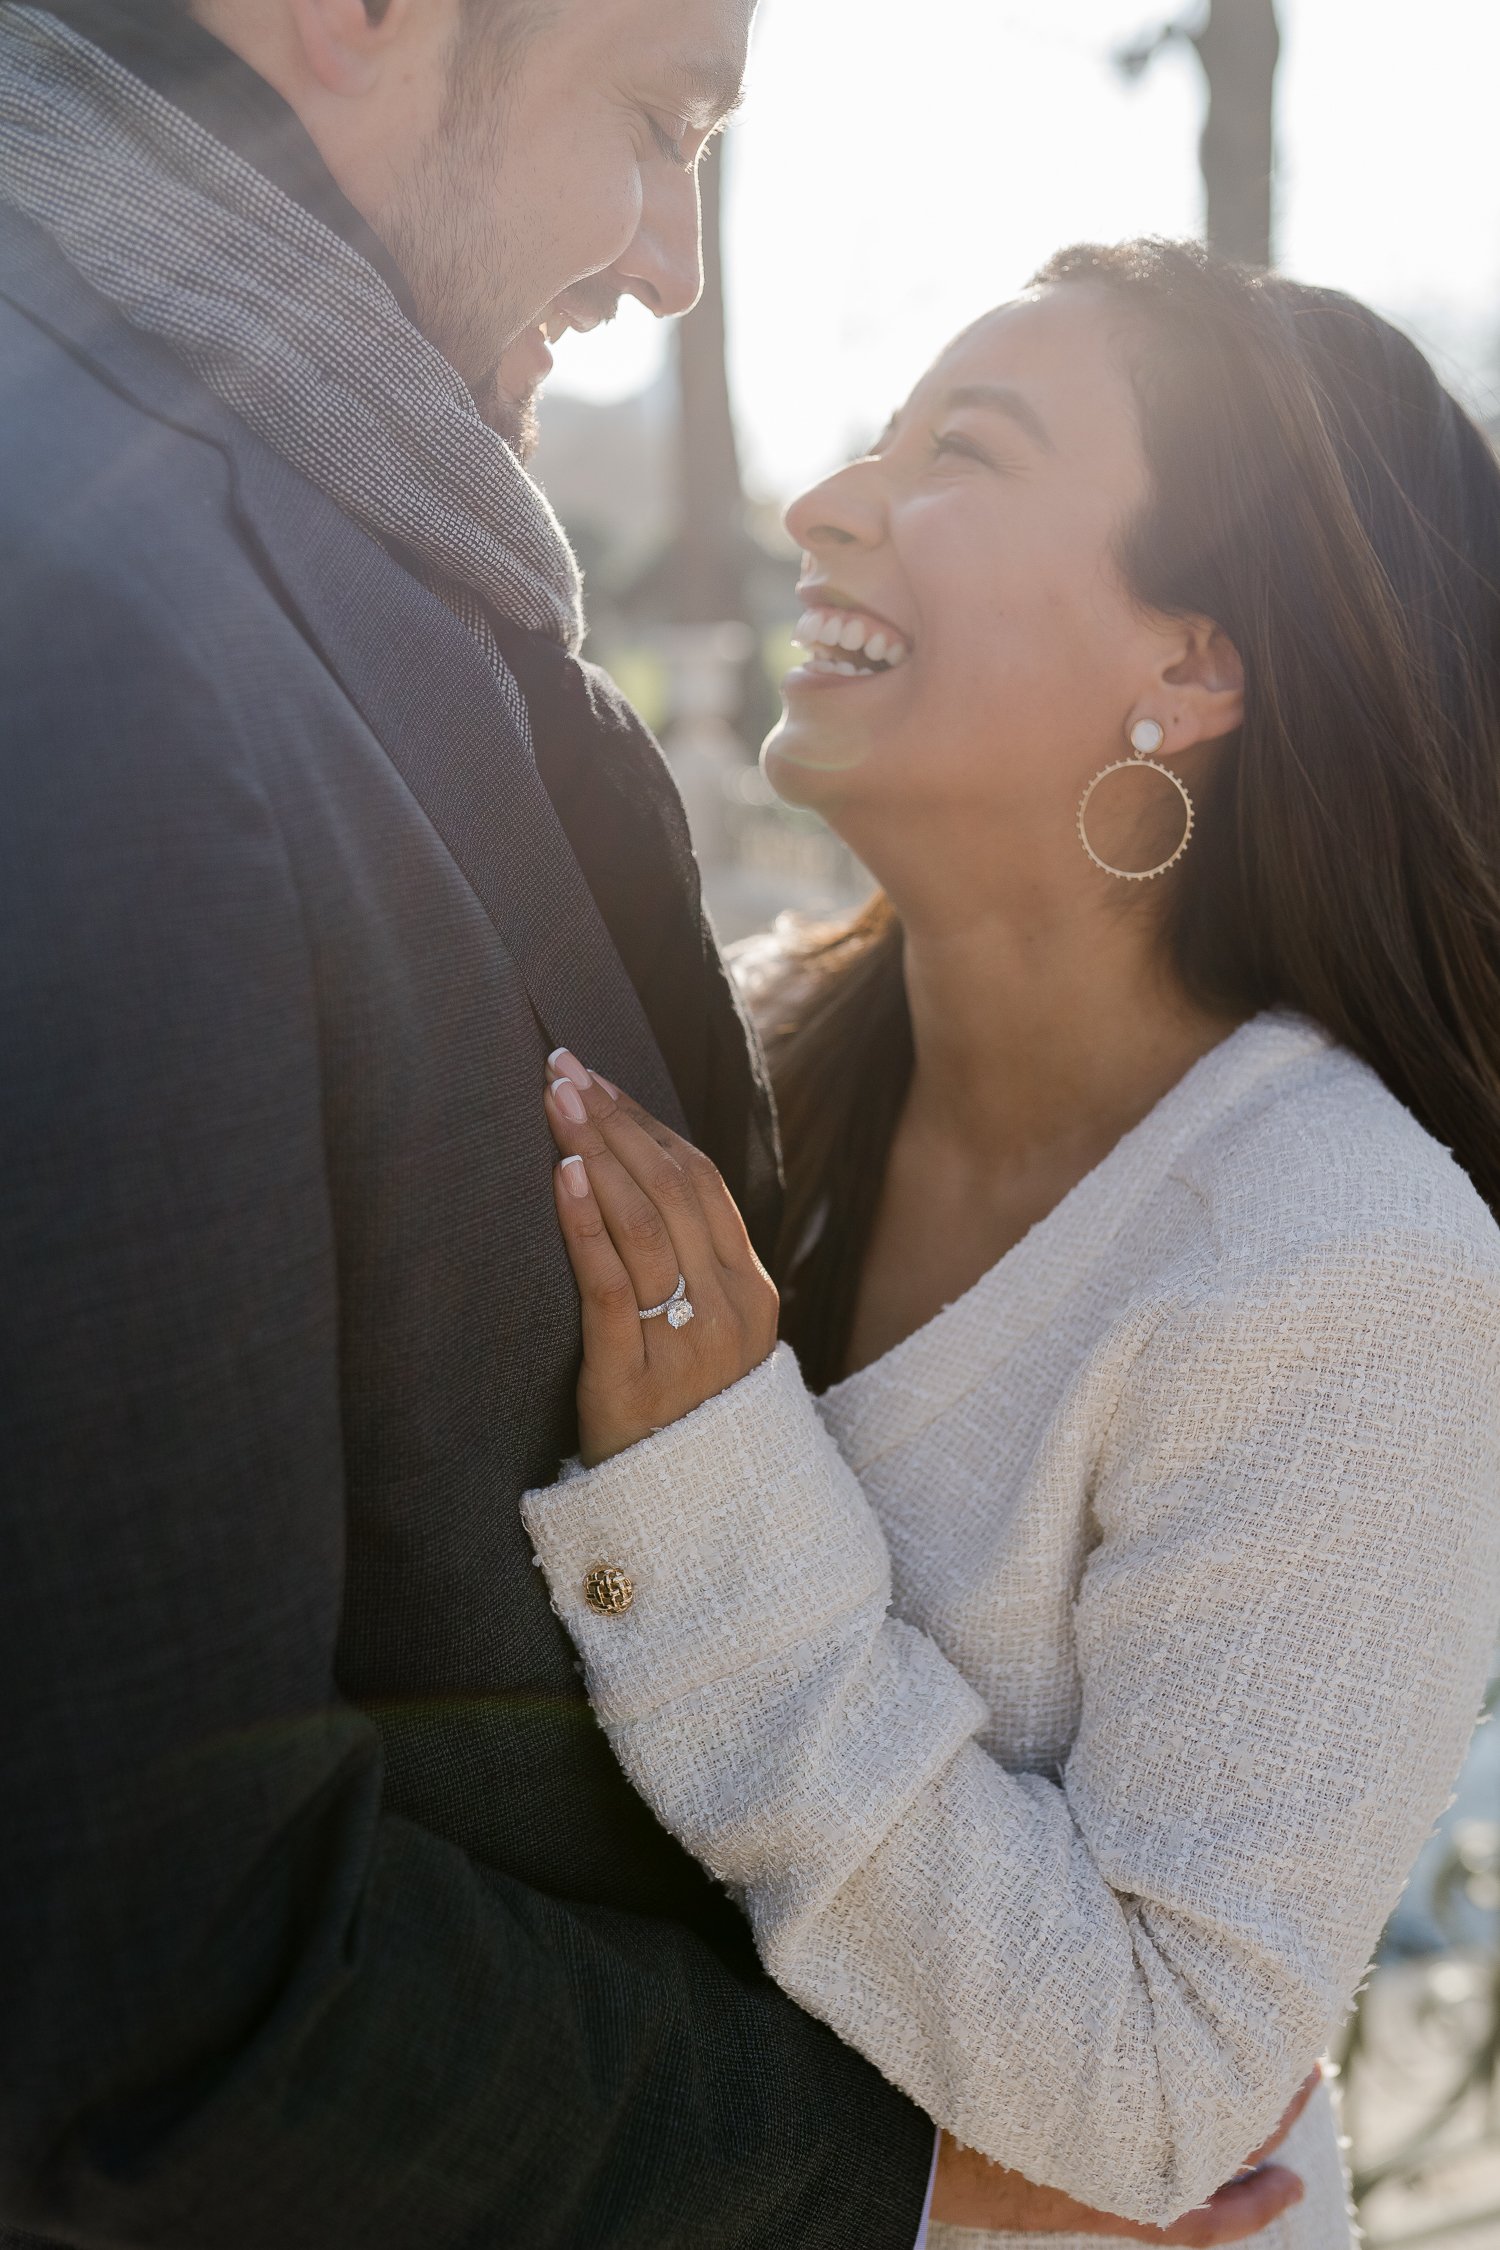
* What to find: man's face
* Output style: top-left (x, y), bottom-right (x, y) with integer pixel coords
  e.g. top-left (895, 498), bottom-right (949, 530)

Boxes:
top-left (375, 0), bottom-right (754, 447)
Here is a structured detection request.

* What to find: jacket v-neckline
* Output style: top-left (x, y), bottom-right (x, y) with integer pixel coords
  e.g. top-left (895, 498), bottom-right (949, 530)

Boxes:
top-left (820, 1011), bottom-right (1333, 1470)
top-left (0, 208), bottom-right (687, 1135)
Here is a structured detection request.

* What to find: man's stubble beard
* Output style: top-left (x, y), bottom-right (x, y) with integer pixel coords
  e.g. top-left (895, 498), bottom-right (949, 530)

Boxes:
top-left (377, 44), bottom-right (541, 458)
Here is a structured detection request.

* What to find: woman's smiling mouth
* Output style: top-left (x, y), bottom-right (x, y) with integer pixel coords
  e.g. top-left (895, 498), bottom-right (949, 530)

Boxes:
top-left (789, 605), bottom-right (913, 683)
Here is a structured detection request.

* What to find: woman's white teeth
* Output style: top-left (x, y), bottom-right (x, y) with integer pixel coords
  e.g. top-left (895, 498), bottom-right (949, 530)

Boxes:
top-left (793, 609), bottom-right (912, 673)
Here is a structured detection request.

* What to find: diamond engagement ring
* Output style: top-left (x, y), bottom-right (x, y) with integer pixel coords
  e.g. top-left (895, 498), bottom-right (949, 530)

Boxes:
top-left (639, 1273), bottom-right (695, 1330)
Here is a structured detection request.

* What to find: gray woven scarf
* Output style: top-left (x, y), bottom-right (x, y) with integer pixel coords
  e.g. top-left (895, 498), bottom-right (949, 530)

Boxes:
top-left (0, 1), bottom-right (585, 706)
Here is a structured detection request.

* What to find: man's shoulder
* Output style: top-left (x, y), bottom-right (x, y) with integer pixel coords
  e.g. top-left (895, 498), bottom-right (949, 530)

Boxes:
top-left (0, 252), bottom-right (316, 919)
top-left (0, 294), bottom-right (240, 614)
top-left (0, 219), bottom-right (281, 677)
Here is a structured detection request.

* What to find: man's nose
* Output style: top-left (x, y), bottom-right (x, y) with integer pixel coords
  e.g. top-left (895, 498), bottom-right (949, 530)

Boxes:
top-left (611, 168), bottom-right (705, 321)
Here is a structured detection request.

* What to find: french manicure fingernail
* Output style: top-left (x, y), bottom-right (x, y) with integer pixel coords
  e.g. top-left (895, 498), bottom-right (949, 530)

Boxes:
top-left (547, 1048), bottom-right (592, 1089)
top-left (551, 1078), bottom-right (587, 1125)
top-left (560, 1155), bottom-right (590, 1199)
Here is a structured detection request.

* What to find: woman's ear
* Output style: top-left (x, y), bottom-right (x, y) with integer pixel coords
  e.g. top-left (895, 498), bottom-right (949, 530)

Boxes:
top-left (1158, 620), bottom-right (1246, 753)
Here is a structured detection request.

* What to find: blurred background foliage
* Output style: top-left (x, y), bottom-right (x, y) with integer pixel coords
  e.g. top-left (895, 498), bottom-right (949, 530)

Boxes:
top-left (536, 12), bottom-right (1500, 2234)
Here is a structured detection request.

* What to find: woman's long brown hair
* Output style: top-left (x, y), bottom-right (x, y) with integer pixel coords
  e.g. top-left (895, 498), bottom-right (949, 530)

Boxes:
top-left (766, 239), bottom-right (1500, 1393)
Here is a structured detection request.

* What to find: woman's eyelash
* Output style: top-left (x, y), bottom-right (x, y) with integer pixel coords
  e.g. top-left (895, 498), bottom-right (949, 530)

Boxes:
top-left (932, 431), bottom-right (991, 465)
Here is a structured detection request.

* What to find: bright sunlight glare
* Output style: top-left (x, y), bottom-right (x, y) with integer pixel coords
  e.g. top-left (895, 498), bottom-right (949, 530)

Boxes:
top-left (546, 0), bottom-right (1500, 502)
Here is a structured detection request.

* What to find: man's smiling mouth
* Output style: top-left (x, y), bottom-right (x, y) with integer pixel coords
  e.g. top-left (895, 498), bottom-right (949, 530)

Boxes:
top-left (544, 276), bottom-right (623, 344)
top-left (793, 605), bottom-right (913, 678)
top-left (502, 288), bottom-right (621, 395)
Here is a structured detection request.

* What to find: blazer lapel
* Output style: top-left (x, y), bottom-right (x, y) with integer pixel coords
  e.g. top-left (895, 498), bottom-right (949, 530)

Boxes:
top-left (222, 439), bottom-right (689, 1133)
top-left (0, 209), bottom-right (686, 1132)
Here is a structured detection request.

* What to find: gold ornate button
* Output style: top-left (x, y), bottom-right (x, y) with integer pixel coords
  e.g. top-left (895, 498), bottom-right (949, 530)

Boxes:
top-left (584, 1564), bottom-right (635, 1617)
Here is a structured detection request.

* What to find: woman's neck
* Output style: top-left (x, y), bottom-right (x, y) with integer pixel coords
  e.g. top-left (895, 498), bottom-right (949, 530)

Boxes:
top-left (900, 894), bottom-right (1232, 1175)
top-left (840, 875), bottom-right (1240, 1379)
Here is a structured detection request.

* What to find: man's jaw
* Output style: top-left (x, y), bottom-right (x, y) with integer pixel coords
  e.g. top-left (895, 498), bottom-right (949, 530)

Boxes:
top-left (501, 320), bottom-right (556, 402)
top-left (466, 354), bottom-right (537, 455)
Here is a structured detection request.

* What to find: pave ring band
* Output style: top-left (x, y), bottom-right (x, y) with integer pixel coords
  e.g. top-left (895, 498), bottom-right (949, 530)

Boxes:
top-left (639, 1273), bottom-right (695, 1330)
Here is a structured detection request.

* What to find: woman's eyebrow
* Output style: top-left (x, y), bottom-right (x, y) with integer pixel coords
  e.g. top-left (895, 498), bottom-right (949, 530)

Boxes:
top-left (942, 383), bottom-right (1056, 455)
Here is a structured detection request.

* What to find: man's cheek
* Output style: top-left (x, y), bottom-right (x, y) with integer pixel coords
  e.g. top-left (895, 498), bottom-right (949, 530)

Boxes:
top-left (571, 150), bottom-right (644, 275)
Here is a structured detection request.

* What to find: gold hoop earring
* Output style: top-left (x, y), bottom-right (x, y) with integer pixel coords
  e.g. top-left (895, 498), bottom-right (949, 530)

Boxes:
top-left (1077, 719), bottom-right (1195, 882)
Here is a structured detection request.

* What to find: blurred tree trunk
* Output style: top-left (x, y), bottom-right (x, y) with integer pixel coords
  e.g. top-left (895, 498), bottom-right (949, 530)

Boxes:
top-left (671, 136), bottom-right (750, 625)
top-left (1116, 2), bottom-right (1282, 268)
top-left (1192, 0), bottom-right (1281, 269)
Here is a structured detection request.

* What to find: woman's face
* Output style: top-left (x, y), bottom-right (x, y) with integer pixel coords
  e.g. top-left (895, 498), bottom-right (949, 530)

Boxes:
top-left (764, 286), bottom-right (1195, 870)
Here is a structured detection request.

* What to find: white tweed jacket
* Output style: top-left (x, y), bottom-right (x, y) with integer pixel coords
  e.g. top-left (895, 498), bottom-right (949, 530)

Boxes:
top-left (523, 1013), bottom-right (1500, 2248)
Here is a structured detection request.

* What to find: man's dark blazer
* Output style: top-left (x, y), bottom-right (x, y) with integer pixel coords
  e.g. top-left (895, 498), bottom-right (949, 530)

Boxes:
top-left (0, 203), bottom-right (934, 2249)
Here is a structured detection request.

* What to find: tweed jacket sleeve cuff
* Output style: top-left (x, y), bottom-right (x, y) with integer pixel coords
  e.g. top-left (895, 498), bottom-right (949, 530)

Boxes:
top-left (523, 1345), bottom-right (894, 1724)
top-left (521, 1343), bottom-right (986, 1912)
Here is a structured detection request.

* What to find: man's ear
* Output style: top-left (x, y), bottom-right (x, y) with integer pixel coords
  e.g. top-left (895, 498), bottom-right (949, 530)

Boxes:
top-left (284, 0), bottom-right (408, 95)
top-left (1158, 619), bottom-right (1246, 753)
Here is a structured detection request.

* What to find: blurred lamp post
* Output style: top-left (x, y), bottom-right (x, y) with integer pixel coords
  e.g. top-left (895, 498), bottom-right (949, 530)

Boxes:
top-left (1117, 0), bottom-right (1282, 270)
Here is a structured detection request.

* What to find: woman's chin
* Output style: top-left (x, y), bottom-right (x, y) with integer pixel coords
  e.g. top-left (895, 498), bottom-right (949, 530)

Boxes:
top-left (761, 709), bottom-right (878, 805)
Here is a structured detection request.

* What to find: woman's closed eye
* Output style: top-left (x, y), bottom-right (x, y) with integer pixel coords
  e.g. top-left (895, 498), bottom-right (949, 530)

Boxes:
top-left (930, 428), bottom-right (1011, 473)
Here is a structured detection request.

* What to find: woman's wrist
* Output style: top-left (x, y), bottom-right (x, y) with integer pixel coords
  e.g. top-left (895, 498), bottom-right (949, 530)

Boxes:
top-left (521, 1343), bottom-right (886, 1726)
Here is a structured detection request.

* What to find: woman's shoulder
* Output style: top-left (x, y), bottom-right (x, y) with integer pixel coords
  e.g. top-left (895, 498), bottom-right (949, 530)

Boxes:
top-left (1106, 1021), bottom-right (1500, 1526)
top-left (1175, 1014), bottom-right (1500, 1296)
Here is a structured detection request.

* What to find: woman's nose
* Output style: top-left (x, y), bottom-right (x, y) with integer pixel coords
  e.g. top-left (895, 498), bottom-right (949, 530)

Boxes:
top-left (784, 460), bottom-right (885, 554)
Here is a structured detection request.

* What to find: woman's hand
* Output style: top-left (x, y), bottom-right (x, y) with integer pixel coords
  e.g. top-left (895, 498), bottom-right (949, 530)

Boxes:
top-left (543, 1051), bottom-right (780, 1466)
top-left (931, 2145), bottom-right (1304, 2245)
top-left (932, 2071), bottom-right (1320, 2241)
